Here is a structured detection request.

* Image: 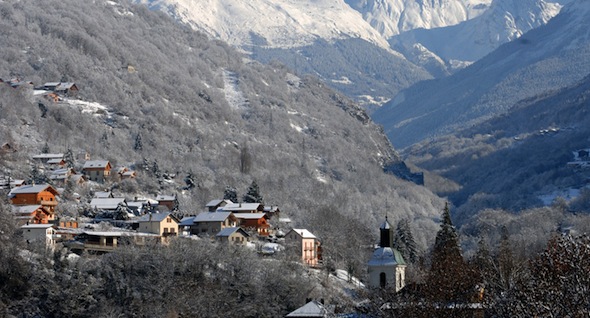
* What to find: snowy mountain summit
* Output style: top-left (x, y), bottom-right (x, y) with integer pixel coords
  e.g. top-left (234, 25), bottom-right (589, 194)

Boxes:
top-left (135, 0), bottom-right (391, 50)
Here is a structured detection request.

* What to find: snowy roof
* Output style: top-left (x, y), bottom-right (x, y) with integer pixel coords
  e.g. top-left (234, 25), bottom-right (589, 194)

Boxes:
top-left (83, 160), bottom-right (110, 169)
top-left (156, 195), bottom-right (176, 201)
top-left (82, 230), bottom-right (159, 237)
top-left (12, 205), bottom-right (45, 213)
top-left (9, 184), bottom-right (58, 195)
top-left (368, 247), bottom-right (406, 267)
top-left (193, 212), bottom-right (234, 223)
top-left (206, 199), bottom-right (223, 207)
top-left (94, 191), bottom-right (113, 198)
top-left (216, 227), bottom-right (249, 237)
top-left (233, 213), bottom-right (268, 220)
top-left (47, 158), bottom-right (64, 164)
top-left (32, 153), bottom-right (63, 160)
top-left (136, 212), bottom-right (175, 223)
top-left (43, 82), bottom-right (60, 87)
top-left (289, 228), bottom-right (317, 239)
top-left (21, 224), bottom-right (55, 229)
top-left (380, 218), bottom-right (392, 230)
top-left (90, 197), bottom-right (126, 210)
top-left (218, 202), bottom-right (261, 212)
top-left (179, 216), bottom-right (196, 226)
top-left (286, 300), bottom-right (329, 317)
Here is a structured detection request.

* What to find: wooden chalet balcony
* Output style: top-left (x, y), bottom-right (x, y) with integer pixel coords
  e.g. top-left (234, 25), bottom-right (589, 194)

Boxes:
top-left (40, 200), bottom-right (58, 206)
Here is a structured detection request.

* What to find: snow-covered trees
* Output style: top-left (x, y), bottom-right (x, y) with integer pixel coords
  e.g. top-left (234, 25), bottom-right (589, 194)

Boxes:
top-left (223, 185), bottom-right (238, 202)
top-left (242, 180), bottom-right (263, 203)
top-left (393, 219), bottom-right (418, 264)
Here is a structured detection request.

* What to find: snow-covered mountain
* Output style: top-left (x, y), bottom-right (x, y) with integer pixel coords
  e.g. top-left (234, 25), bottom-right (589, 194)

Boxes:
top-left (134, 0), bottom-right (570, 107)
top-left (134, 0), bottom-right (392, 50)
top-left (390, 0), bottom-right (562, 64)
top-left (373, 0), bottom-right (590, 148)
top-left (345, 0), bottom-right (492, 39)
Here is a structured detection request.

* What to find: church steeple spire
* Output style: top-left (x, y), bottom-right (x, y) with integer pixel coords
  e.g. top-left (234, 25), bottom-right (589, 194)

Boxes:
top-left (380, 216), bottom-right (394, 248)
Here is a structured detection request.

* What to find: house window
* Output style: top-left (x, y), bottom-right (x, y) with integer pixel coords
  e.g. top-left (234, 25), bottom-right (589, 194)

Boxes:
top-left (167, 217), bottom-right (171, 223)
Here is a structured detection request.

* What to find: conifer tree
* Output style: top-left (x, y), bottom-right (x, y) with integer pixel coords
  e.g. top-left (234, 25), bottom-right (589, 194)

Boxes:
top-left (63, 148), bottom-right (74, 168)
top-left (243, 180), bottom-right (263, 203)
top-left (223, 186), bottom-right (238, 203)
top-left (184, 171), bottom-right (196, 190)
top-left (426, 203), bottom-right (474, 304)
top-left (393, 219), bottom-right (418, 263)
top-left (134, 132), bottom-right (143, 151)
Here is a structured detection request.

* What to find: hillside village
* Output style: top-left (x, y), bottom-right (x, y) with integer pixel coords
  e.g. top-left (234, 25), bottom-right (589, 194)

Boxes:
top-left (2, 147), bottom-right (325, 266)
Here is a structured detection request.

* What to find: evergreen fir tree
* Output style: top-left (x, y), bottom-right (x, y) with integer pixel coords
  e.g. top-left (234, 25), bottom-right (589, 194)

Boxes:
top-left (223, 186), bottom-right (238, 203)
top-left (393, 219), bottom-right (419, 263)
top-left (243, 180), bottom-right (263, 203)
top-left (426, 202), bottom-right (474, 304)
top-left (41, 142), bottom-right (50, 154)
top-left (63, 148), bottom-right (74, 168)
top-left (134, 132), bottom-right (143, 151)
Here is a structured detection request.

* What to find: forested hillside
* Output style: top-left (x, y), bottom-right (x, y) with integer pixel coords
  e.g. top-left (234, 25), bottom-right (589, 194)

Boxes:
top-left (405, 74), bottom-right (590, 223)
top-left (0, 1), bottom-right (444, 248)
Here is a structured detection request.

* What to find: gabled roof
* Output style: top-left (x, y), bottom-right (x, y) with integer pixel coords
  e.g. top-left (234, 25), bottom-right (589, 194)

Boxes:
top-left (216, 227), bottom-right (249, 237)
top-left (90, 197), bottom-right (126, 210)
top-left (193, 212), bottom-right (234, 223)
top-left (136, 212), bottom-right (178, 223)
top-left (21, 224), bottom-right (55, 230)
top-left (156, 195), bottom-right (176, 201)
top-left (286, 300), bottom-right (329, 317)
top-left (32, 153), bottom-right (64, 160)
top-left (179, 216), bottom-right (196, 227)
top-left (9, 184), bottom-right (59, 196)
top-left (12, 205), bottom-right (48, 214)
top-left (94, 191), bottom-right (113, 198)
top-left (46, 158), bottom-right (65, 164)
top-left (218, 202), bottom-right (262, 212)
top-left (233, 213), bottom-right (268, 220)
top-left (288, 229), bottom-right (317, 239)
top-left (83, 160), bottom-right (111, 169)
top-left (206, 199), bottom-right (232, 207)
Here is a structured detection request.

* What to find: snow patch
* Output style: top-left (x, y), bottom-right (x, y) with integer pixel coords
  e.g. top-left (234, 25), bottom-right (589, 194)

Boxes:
top-left (222, 69), bottom-right (249, 110)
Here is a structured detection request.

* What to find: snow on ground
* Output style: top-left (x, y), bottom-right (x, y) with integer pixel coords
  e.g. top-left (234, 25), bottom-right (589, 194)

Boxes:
top-left (222, 69), bottom-right (249, 110)
top-left (331, 76), bottom-right (352, 85)
top-left (62, 98), bottom-right (111, 117)
top-left (538, 186), bottom-right (588, 206)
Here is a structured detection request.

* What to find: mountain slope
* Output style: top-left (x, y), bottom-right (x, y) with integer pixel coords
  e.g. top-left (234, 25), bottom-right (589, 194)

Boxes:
top-left (405, 73), bottom-right (590, 222)
top-left (134, 0), bottom-right (433, 107)
top-left (345, 0), bottom-right (491, 39)
top-left (390, 0), bottom-right (561, 63)
top-left (373, 0), bottom-right (590, 148)
top-left (135, 0), bottom-right (391, 50)
top-left (0, 0), bottom-right (443, 245)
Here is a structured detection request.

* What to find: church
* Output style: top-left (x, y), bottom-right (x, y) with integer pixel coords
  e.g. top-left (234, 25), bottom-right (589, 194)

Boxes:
top-left (367, 217), bottom-right (406, 291)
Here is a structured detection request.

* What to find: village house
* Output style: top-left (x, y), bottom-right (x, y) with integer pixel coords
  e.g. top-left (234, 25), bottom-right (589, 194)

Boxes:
top-left (11, 205), bottom-right (53, 225)
top-left (41, 82), bottom-right (79, 97)
top-left (90, 197), bottom-right (126, 211)
top-left (49, 168), bottom-right (76, 185)
top-left (216, 227), bottom-right (250, 245)
top-left (66, 231), bottom-right (159, 254)
top-left (156, 195), bottom-right (178, 211)
top-left (179, 212), bottom-right (237, 237)
top-left (9, 184), bottom-right (59, 214)
top-left (205, 199), bottom-right (232, 212)
top-left (285, 229), bottom-right (322, 267)
top-left (136, 212), bottom-right (179, 237)
top-left (285, 300), bottom-right (331, 318)
top-left (116, 166), bottom-right (136, 180)
top-left (21, 223), bottom-right (58, 249)
top-left (46, 158), bottom-right (66, 169)
top-left (82, 160), bottom-right (112, 183)
top-left (233, 213), bottom-right (270, 236)
top-left (32, 153), bottom-right (64, 164)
